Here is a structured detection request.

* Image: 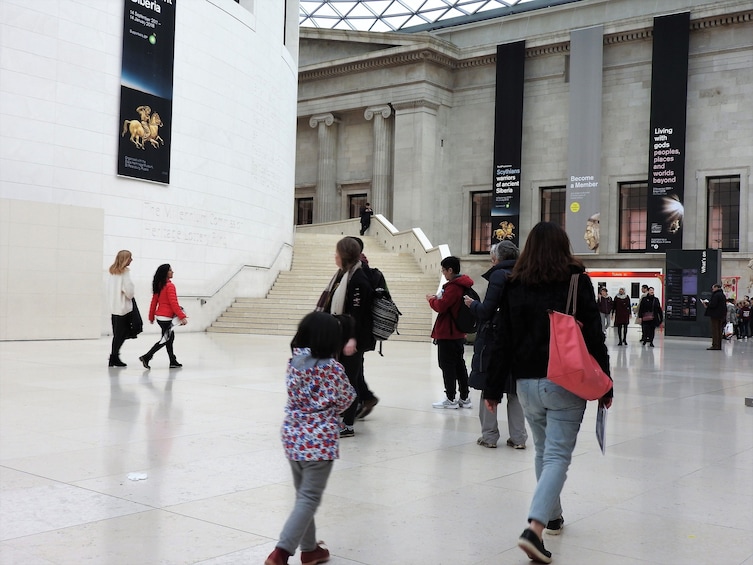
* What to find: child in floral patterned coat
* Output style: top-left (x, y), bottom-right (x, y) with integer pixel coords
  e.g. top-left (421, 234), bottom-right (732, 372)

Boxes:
top-left (265, 312), bottom-right (356, 565)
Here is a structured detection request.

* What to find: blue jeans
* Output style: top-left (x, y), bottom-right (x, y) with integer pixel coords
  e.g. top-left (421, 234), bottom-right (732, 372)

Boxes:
top-left (516, 378), bottom-right (586, 525)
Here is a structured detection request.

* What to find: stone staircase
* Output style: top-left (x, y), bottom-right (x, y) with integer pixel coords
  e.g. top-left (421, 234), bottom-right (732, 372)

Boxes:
top-left (207, 232), bottom-right (437, 341)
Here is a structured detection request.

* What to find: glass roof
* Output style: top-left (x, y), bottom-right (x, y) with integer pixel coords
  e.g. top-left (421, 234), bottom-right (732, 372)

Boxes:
top-left (299, 0), bottom-right (540, 32)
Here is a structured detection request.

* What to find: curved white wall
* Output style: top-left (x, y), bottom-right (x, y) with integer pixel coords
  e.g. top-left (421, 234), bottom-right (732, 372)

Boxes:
top-left (0, 0), bottom-right (299, 339)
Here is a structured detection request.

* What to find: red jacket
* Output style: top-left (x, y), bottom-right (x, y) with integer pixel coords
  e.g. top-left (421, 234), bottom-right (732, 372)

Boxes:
top-left (428, 273), bottom-right (474, 339)
top-left (148, 281), bottom-right (186, 322)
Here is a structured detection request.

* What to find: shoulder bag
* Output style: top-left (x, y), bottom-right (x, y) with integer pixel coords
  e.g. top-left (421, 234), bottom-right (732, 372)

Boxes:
top-left (546, 274), bottom-right (612, 401)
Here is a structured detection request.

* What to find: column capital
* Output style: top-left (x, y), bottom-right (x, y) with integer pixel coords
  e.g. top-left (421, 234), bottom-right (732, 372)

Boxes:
top-left (309, 113), bottom-right (338, 128)
top-left (364, 105), bottom-right (392, 121)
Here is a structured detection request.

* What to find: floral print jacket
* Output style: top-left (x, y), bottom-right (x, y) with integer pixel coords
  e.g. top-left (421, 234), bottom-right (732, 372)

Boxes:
top-left (281, 348), bottom-right (356, 461)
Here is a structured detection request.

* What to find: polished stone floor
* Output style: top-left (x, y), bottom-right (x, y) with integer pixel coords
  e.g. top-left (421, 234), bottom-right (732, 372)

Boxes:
top-left (1, 328), bottom-right (752, 565)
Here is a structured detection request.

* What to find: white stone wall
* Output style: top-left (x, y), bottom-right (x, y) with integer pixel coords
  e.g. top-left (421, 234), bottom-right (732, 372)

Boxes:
top-left (0, 199), bottom-right (104, 340)
top-left (0, 0), bottom-right (299, 339)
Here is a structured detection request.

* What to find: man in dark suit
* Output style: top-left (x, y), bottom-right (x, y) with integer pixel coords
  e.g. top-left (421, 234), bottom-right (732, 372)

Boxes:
top-left (702, 283), bottom-right (727, 350)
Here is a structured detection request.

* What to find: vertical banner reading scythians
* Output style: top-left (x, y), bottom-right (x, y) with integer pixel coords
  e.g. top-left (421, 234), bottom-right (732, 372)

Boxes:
top-left (566, 26), bottom-right (603, 254)
top-left (491, 41), bottom-right (525, 248)
top-left (646, 12), bottom-right (690, 251)
top-left (118, 0), bottom-right (175, 184)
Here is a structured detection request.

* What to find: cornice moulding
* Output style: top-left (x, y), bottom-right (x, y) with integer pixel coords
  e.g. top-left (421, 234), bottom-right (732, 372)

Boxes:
top-left (298, 9), bottom-right (752, 83)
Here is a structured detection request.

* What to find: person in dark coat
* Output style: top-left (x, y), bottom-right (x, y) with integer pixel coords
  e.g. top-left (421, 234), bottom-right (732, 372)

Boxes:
top-left (317, 237), bottom-right (376, 437)
top-left (359, 202), bottom-right (373, 235)
top-left (597, 287), bottom-right (613, 335)
top-left (637, 287), bottom-right (663, 347)
top-left (612, 287), bottom-right (632, 346)
top-left (464, 240), bottom-right (527, 449)
top-left (701, 283), bottom-right (727, 350)
top-left (484, 222), bottom-right (612, 564)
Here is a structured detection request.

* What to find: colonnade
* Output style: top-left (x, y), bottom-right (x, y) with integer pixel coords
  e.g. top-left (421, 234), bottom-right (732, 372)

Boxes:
top-left (306, 100), bottom-right (441, 232)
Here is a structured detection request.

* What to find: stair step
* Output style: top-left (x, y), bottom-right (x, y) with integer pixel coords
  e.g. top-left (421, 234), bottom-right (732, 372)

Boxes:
top-left (209, 232), bottom-right (437, 341)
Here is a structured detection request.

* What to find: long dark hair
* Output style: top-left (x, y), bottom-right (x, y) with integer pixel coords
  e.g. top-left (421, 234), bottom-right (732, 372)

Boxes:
top-left (152, 264), bottom-right (171, 295)
top-left (291, 312), bottom-right (342, 359)
top-left (511, 222), bottom-right (584, 285)
top-left (336, 237), bottom-right (361, 272)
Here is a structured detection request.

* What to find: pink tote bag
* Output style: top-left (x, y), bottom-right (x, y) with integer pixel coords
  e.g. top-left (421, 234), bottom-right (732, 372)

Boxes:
top-left (547, 275), bottom-right (612, 401)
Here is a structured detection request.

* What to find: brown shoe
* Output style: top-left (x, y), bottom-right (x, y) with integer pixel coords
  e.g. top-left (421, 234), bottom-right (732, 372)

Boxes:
top-left (301, 541), bottom-right (330, 565)
top-left (264, 547), bottom-right (290, 565)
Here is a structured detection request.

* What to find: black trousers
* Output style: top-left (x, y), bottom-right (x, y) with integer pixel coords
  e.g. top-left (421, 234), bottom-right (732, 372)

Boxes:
top-left (641, 321), bottom-right (656, 344)
top-left (144, 319), bottom-right (178, 362)
top-left (339, 351), bottom-right (364, 427)
top-left (110, 314), bottom-right (131, 357)
top-left (437, 338), bottom-right (469, 401)
top-left (616, 323), bottom-right (628, 343)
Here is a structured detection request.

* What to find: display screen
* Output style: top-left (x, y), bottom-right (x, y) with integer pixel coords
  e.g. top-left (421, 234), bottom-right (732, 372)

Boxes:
top-left (666, 268), bottom-right (697, 321)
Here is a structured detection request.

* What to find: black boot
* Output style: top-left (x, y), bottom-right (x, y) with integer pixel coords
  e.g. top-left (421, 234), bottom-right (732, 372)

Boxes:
top-left (169, 358), bottom-right (182, 368)
top-left (109, 355), bottom-right (127, 367)
top-left (139, 355), bottom-right (151, 369)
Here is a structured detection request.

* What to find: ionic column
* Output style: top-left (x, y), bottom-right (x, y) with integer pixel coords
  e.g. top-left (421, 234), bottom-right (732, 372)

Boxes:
top-left (364, 105), bottom-right (393, 220)
top-left (309, 113), bottom-right (338, 224)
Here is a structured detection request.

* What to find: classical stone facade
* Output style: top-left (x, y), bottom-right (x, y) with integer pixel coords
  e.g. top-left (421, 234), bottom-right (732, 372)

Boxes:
top-left (296, 0), bottom-right (753, 289)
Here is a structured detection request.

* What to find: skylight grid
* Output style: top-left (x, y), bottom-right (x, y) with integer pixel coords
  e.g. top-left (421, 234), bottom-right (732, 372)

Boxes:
top-left (299, 0), bottom-right (537, 31)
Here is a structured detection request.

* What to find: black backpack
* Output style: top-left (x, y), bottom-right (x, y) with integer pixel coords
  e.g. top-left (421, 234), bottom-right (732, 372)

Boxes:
top-left (368, 267), bottom-right (401, 355)
top-left (452, 286), bottom-right (480, 334)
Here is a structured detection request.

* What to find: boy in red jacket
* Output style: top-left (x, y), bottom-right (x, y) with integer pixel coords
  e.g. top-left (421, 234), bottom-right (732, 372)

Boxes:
top-left (426, 256), bottom-right (474, 409)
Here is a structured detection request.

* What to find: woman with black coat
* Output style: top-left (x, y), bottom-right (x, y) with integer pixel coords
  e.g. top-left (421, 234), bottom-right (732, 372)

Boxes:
top-left (484, 222), bottom-right (612, 564)
top-left (317, 237), bottom-right (375, 438)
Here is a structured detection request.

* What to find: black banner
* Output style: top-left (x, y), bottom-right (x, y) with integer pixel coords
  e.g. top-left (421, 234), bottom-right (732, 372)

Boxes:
top-left (646, 12), bottom-right (689, 251)
top-left (118, 0), bottom-right (176, 184)
top-left (491, 41), bottom-right (525, 248)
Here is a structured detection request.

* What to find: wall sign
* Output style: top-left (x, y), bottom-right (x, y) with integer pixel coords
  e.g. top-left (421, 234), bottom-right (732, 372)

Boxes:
top-left (117, 0), bottom-right (176, 184)
top-left (646, 13), bottom-right (690, 251)
top-left (491, 41), bottom-right (525, 248)
top-left (566, 26), bottom-right (603, 254)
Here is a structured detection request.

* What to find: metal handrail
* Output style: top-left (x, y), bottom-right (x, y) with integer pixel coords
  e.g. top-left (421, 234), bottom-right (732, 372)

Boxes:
top-left (181, 241), bottom-right (293, 299)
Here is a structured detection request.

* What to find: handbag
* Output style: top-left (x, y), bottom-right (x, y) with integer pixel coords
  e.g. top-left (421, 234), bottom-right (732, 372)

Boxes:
top-left (546, 274), bottom-right (612, 401)
top-left (641, 311), bottom-right (654, 322)
top-left (127, 298), bottom-right (143, 339)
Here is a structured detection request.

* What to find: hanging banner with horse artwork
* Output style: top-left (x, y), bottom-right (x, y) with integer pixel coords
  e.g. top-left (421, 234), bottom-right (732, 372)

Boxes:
top-left (490, 41), bottom-right (525, 249)
top-left (117, 0), bottom-right (175, 184)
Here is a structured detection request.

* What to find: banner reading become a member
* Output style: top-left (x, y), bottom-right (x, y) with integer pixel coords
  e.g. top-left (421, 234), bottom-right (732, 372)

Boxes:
top-left (566, 26), bottom-right (603, 255)
top-left (117, 0), bottom-right (176, 184)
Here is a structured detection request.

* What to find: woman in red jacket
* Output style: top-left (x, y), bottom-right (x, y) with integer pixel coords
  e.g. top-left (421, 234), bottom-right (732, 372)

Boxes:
top-left (139, 264), bottom-right (187, 369)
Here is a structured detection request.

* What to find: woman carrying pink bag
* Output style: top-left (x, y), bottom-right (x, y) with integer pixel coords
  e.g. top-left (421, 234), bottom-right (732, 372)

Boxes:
top-left (484, 222), bottom-right (612, 564)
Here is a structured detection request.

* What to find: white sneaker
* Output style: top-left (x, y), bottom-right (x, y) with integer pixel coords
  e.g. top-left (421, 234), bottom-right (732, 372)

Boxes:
top-left (458, 396), bottom-right (473, 409)
top-left (432, 397), bottom-right (458, 409)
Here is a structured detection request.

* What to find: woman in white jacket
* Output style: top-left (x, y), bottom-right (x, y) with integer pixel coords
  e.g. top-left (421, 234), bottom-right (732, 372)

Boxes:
top-left (107, 250), bottom-right (135, 366)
